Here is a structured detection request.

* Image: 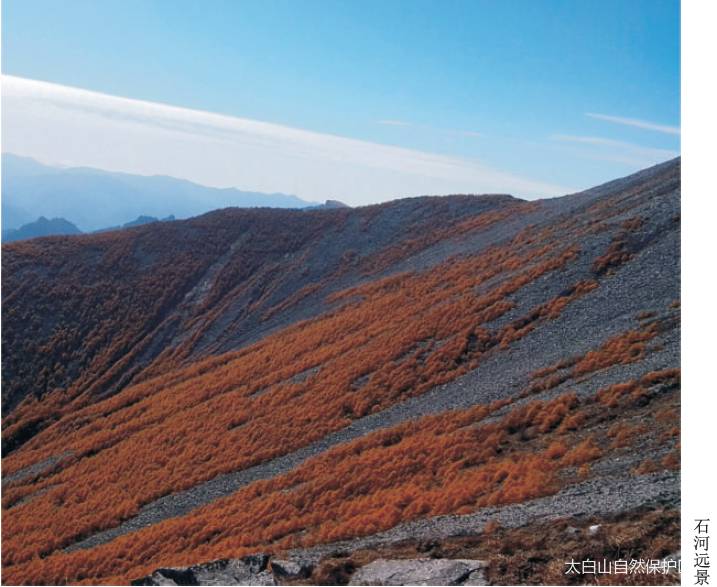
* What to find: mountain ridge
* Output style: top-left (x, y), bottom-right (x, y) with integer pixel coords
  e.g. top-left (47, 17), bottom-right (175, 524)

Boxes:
top-left (1, 159), bottom-right (680, 585)
top-left (1, 192), bottom-right (520, 420)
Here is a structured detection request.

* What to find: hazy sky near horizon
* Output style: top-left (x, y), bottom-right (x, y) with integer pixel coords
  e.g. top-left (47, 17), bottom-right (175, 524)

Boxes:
top-left (1, 0), bottom-right (680, 205)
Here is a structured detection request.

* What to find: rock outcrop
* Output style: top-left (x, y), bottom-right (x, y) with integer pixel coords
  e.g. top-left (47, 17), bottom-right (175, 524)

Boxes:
top-left (132, 555), bottom-right (274, 586)
top-left (133, 556), bottom-right (487, 586)
top-left (348, 558), bottom-right (487, 586)
top-left (269, 557), bottom-right (314, 580)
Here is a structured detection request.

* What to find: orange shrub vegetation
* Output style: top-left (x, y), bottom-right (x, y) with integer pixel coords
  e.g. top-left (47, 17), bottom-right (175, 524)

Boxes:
top-left (556, 411), bottom-right (589, 433)
top-left (1, 221), bottom-right (255, 441)
top-left (3, 183), bottom-right (670, 583)
top-left (661, 449), bottom-right (680, 470)
top-left (2, 392), bottom-right (600, 584)
top-left (498, 281), bottom-right (598, 348)
top-left (577, 463), bottom-right (592, 479)
top-left (633, 459), bottom-right (661, 475)
top-left (621, 217), bottom-right (645, 232)
top-left (655, 407), bottom-right (679, 424)
top-left (545, 440), bottom-right (568, 460)
top-left (531, 356), bottom-right (578, 381)
top-left (523, 320), bottom-right (660, 400)
top-left (560, 437), bottom-right (602, 466)
top-left (4, 200), bottom-right (524, 451)
top-left (2, 232), bottom-right (590, 566)
top-left (357, 200), bottom-right (537, 275)
top-left (608, 422), bottom-right (649, 449)
top-left (596, 369), bottom-right (680, 408)
top-left (572, 323), bottom-right (659, 377)
top-left (592, 215), bottom-right (647, 276)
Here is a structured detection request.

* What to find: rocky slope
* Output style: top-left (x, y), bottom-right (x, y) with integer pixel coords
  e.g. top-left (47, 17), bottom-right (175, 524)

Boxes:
top-left (1, 193), bottom-right (519, 435)
top-left (1, 159), bottom-right (680, 585)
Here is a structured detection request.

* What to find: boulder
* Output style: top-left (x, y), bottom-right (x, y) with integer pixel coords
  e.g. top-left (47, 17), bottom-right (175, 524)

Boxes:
top-left (270, 557), bottom-right (314, 580)
top-left (348, 558), bottom-right (487, 586)
top-left (241, 554), bottom-right (271, 575)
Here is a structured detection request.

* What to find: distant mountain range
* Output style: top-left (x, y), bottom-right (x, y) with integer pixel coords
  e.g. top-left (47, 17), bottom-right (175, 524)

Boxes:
top-left (1, 153), bottom-right (318, 233)
top-left (1, 216), bottom-right (82, 242)
top-left (1, 213), bottom-right (180, 243)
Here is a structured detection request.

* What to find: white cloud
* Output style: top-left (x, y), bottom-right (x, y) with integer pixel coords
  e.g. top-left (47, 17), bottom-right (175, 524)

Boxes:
top-left (1, 76), bottom-right (570, 205)
top-left (586, 112), bottom-right (680, 136)
top-left (551, 134), bottom-right (679, 167)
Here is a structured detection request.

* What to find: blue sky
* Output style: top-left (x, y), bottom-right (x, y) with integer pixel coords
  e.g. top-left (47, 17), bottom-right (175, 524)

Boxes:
top-left (1, 0), bottom-right (680, 204)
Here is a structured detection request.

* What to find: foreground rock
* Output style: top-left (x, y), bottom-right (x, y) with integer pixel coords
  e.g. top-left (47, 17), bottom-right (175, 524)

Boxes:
top-left (132, 555), bottom-right (274, 585)
top-left (348, 558), bottom-right (487, 586)
top-left (133, 555), bottom-right (487, 586)
top-left (269, 557), bottom-right (314, 580)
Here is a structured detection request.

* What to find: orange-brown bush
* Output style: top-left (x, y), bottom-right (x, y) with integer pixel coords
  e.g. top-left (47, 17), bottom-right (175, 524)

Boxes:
top-left (655, 406), bottom-right (679, 424)
top-left (661, 449), bottom-right (680, 470)
top-left (608, 422), bottom-right (649, 449)
top-left (592, 239), bottom-right (632, 275)
top-left (2, 215), bottom-right (595, 572)
top-left (556, 410), bottom-right (589, 433)
top-left (2, 311), bottom-right (678, 585)
top-left (577, 463), bottom-right (592, 479)
top-left (545, 440), bottom-right (568, 460)
top-left (2, 391), bottom-right (602, 584)
top-left (572, 324), bottom-right (659, 377)
top-left (560, 437), bottom-right (602, 466)
top-left (621, 217), bottom-right (645, 232)
top-left (591, 217), bottom-right (644, 276)
top-left (357, 201), bottom-right (536, 275)
top-left (483, 520), bottom-right (501, 533)
top-left (3, 285), bottom-right (671, 583)
top-left (523, 321), bottom-right (661, 400)
top-left (633, 459), bottom-right (661, 475)
top-left (1, 168), bottom-right (680, 584)
top-left (596, 369), bottom-right (680, 408)
top-left (3, 199), bottom-right (529, 450)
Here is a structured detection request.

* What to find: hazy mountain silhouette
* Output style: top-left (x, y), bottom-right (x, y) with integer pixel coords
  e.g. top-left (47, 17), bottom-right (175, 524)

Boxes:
top-left (1, 213), bottom-right (179, 242)
top-left (2, 216), bottom-right (82, 242)
top-left (1, 154), bottom-right (316, 232)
